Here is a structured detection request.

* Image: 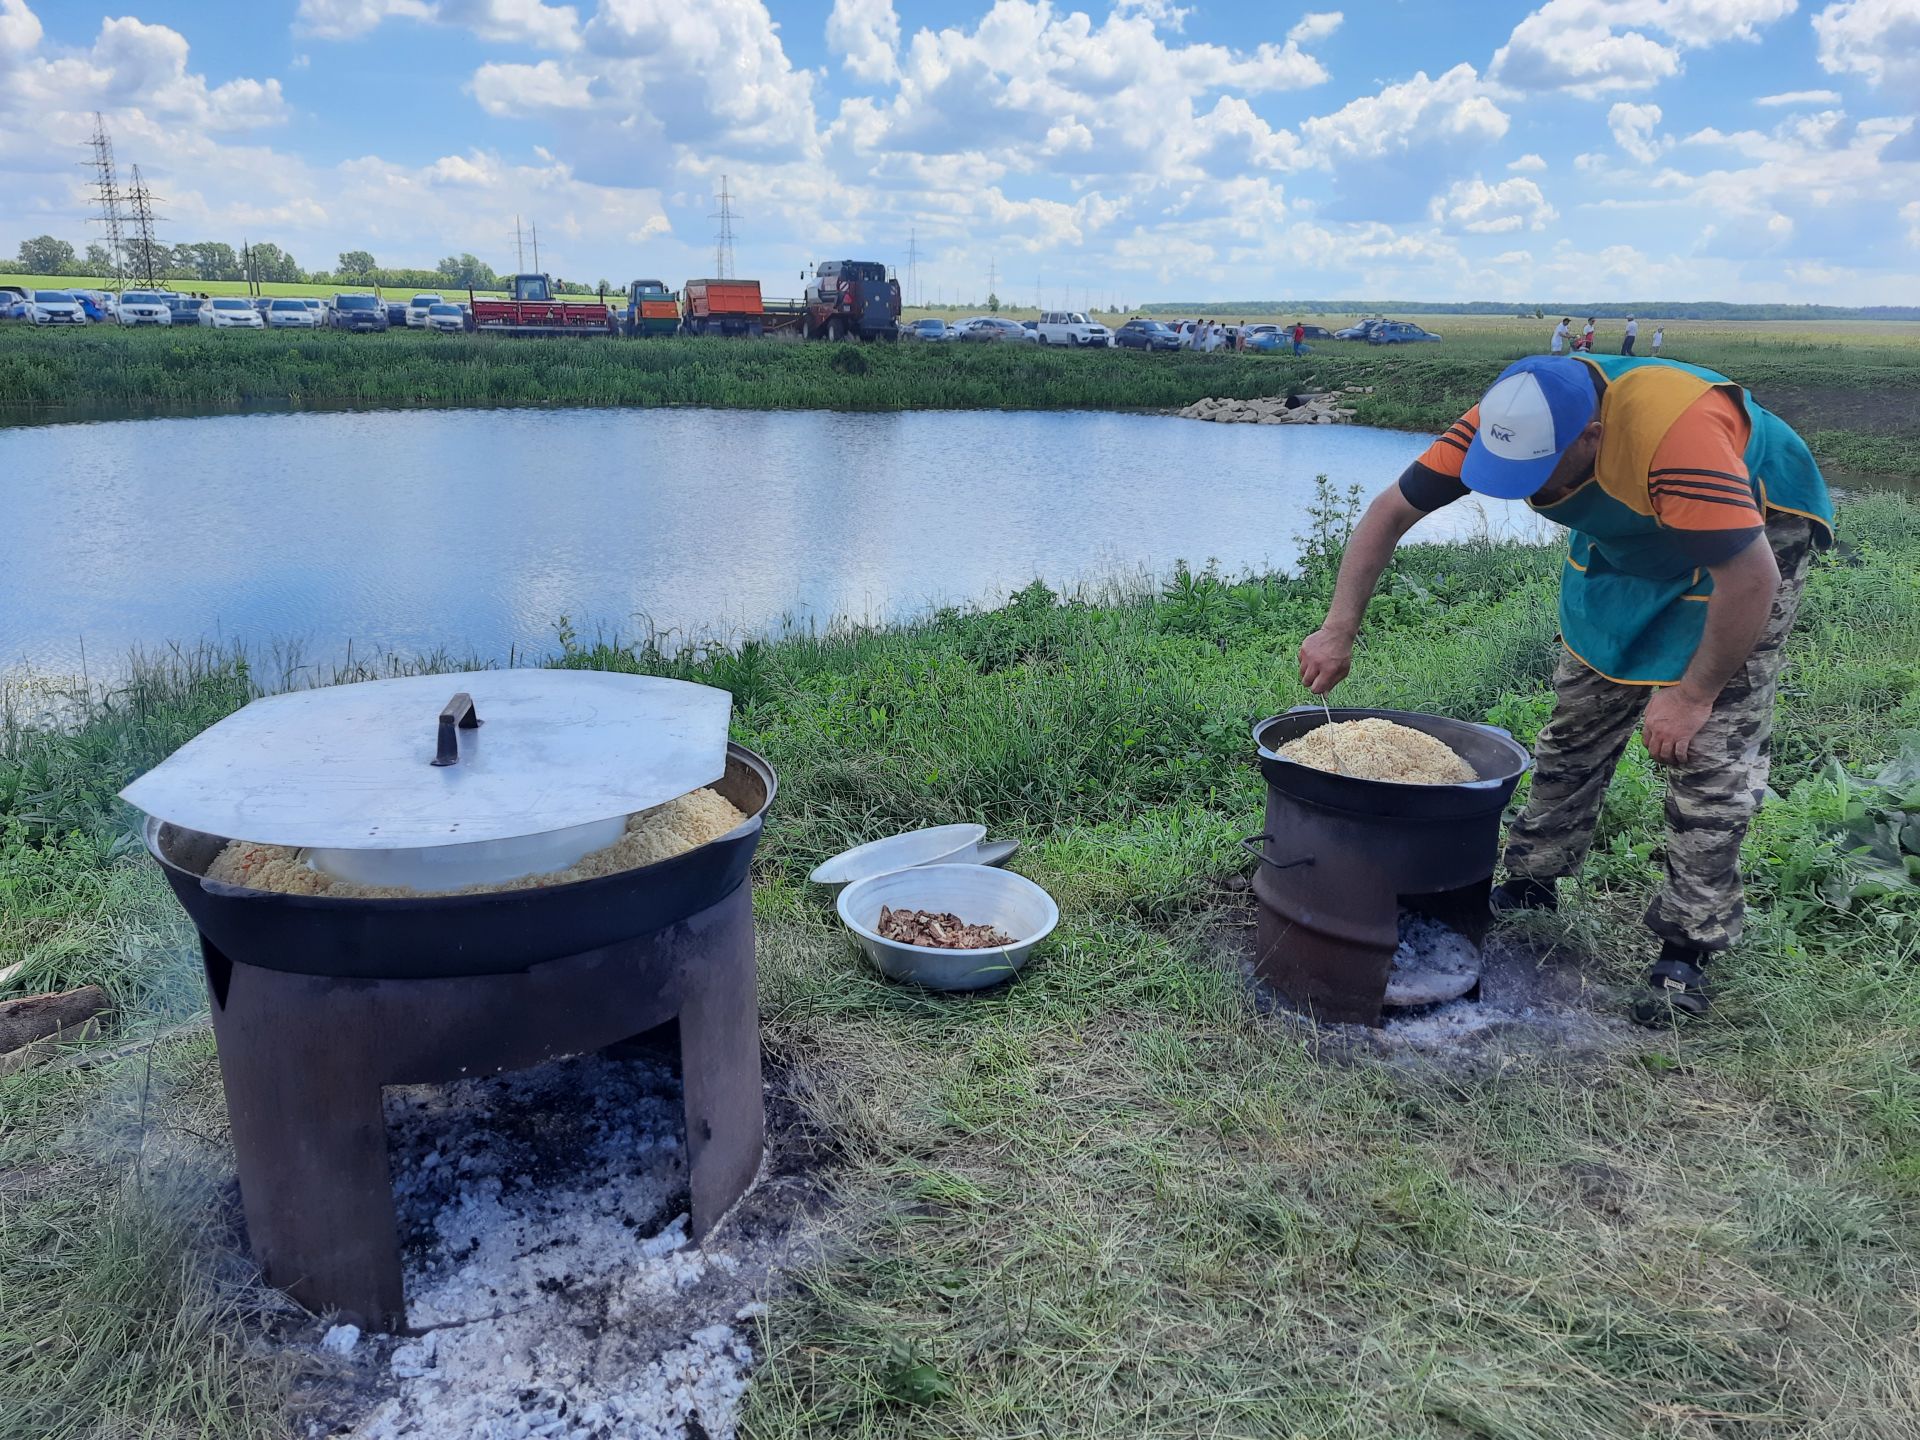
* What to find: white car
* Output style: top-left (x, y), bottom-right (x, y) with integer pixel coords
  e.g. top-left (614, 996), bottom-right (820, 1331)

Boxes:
top-left (301, 298), bottom-right (328, 327)
top-left (205, 296), bottom-right (265, 329)
top-left (26, 289), bottom-right (88, 325)
top-left (266, 297), bottom-right (318, 329)
top-left (424, 302), bottom-right (467, 333)
top-left (406, 293), bottom-right (444, 328)
top-left (117, 290), bottom-right (173, 326)
top-left (1035, 311), bottom-right (1111, 347)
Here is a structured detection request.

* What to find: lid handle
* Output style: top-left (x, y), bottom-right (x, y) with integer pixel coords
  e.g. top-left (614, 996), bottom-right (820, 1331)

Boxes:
top-left (431, 692), bottom-right (482, 767)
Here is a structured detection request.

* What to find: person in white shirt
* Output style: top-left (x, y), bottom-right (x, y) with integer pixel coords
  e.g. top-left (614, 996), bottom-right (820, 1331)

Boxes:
top-left (1622, 316), bottom-right (1640, 356)
top-left (1550, 317), bottom-right (1570, 354)
top-left (1581, 317), bottom-right (1596, 351)
top-left (1651, 326), bottom-right (1664, 356)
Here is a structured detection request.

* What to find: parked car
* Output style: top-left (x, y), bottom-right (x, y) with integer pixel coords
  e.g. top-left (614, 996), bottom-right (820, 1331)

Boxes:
top-left (956, 316), bottom-right (1035, 343)
top-left (901, 317), bottom-right (954, 342)
top-left (330, 293), bottom-right (389, 331)
top-left (166, 295), bottom-right (207, 326)
top-left (384, 299), bottom-right (409, 329)
top-left (73, 291), bottom-right (115, 322)
top-left (116, 290), bottom-right (173, 326)
top-left (1299, 324), bottom-right (1335, 341)
top-left (1113, 318), bottom-right (1181, 351)
top-left (205, 296), bottom-right (265, 329)
top-left (26, 290), bottom-right (88, 325)
top-left (1334, 319), bottom-right (1386, 341)
top-left (424, 302), bottom-right (467, 334)
top-left (1036, 311), bottom-right (1111, 347)
top-left (0, 290), bottom-right (25, 321)
top-left (1368, 321), bottom-right (1443, 344)
top-left (266, 297), bottom-right (318, 329)
top-left (405, 293), bottom-right (444, 329)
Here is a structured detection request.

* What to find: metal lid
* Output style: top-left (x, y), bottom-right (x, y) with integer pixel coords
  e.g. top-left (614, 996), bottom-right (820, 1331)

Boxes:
top-left (120, 670), bottom-right (731, 850)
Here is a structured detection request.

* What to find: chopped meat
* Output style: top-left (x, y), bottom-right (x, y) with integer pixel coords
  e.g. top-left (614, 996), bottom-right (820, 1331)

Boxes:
top-left (876, 907), bottom-right (1015, 950)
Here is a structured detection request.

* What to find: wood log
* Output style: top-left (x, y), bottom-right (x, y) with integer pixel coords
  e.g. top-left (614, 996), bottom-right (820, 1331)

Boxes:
top-left (0, 985), bottom-right (111, 1057)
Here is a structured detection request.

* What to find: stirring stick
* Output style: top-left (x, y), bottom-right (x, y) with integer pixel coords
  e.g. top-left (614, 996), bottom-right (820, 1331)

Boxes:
top-left (1310, 686), bottom-right (1345, 775)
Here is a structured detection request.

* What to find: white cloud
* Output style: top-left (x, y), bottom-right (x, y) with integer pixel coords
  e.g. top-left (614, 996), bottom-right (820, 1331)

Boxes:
top-left (1903, 199), bottom-right (1920, 246)
top-left (827, 0), bottom-right (901, 84)
top-left (0, 0), bottom-right (43, 58)
top-left (471, 59), bottom-right (594, 113)
top-left (1491, 0), bottom-right (1799, 92)
top-left (297, 0), bottom-right (580, 49)
top-left (1115, 0), bottom-right (1191, 28)
top-left (1300, 63), bottom-right (1508, 161)
top-left (1288, 11), bottom-right (1344, 45)
top-left (1430, 175), bottom-right (1559, 232)
top-left (1813, 0), bottom-right (1920, 87)
top-left (1755, 87), bottom-right (1842, 104)
top-left (4, 13), bottom-right (288, 132)
top-left (1507, 152), bottom-right (1548, 171)
top-left (1608, 101), bottom-right (1667, 162)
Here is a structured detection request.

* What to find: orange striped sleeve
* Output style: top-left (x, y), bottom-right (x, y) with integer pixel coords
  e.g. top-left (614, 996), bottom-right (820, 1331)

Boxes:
top-left (1415, 405), bottom-right (1479, 480)
top-left (1647, 390), bottom-right (1761, 532)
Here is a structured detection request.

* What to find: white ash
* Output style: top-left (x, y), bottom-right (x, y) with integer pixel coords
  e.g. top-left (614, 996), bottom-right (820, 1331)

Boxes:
top-left (320, 1325), bottom-right (361, 1357)
top-left (1389, 912), bottom-right (1480, 979)
top-left (311, 1052), bottom-right (778, 1440)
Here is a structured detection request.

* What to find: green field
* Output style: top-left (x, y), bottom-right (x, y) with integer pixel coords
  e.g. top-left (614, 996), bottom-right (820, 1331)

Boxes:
top-left (2, 317), bottom-right (1916, 478)
top-left (4, 488), bottom-right (1919, 1437)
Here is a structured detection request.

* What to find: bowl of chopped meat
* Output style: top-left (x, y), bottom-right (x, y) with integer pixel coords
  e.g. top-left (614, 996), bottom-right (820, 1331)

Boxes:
top-left (836, 863), bottom-right (1059, 990)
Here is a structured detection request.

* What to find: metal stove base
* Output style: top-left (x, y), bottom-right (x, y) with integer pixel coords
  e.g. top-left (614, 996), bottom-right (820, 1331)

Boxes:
top-left (203, 882), bottom-right (762, 1330)
top-left (1252, 881), bottom-right (1491, 1026)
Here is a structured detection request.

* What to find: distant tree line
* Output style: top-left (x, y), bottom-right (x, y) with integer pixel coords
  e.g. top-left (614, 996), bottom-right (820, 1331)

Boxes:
top-left (1143, 298), bottom-right (1920, 322)
top-left (2, 235), bottom-right (600, 294)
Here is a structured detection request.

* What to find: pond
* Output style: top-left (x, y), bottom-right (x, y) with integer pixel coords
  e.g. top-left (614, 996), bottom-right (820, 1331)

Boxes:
top-left (1, 407), bottom-right (1551, 678)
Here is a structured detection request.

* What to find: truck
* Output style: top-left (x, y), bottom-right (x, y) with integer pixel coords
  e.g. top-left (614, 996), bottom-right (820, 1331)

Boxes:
top-left (680, 278), bottom-right (806, 338)
top-left (804, 260), bottom-right (900, 341)
top-left (621, 279), bottom-right (681, 338)
top-left (469, 273), bottom-right (613, 336)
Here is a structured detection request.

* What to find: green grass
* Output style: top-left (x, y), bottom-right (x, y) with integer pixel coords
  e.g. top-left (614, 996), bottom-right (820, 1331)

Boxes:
top-left (3, 492), bottom-right (1919, 1437)
top-left (2, 317), bottom-right (1916, 477)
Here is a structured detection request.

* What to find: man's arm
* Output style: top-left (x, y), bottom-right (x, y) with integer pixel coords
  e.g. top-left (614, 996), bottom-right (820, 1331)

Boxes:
top-left (1298, 484), bottom-right (1430, 693)
top-left (1640, 536), bottom-right (1780, 764)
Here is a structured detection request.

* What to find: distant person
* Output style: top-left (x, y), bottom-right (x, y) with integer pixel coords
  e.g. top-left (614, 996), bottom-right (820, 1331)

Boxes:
top-left (1550, 317), bottom-right (1570, 355)
top-left (1292, 321), bottom-right (1307, 356)
top-left (1580, 317), bottom-right (1596, 352)
top-left (1652, 326), bottom-right (1665, 357)
top-left (1622, 316), bottom-right (1639, 356)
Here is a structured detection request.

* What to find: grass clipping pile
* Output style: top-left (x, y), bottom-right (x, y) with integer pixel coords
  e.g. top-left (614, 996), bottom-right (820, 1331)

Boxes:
top-left (204, 788), bottom-right (746, 898)
top-left (1278, 719), bottom-right (1475, 785)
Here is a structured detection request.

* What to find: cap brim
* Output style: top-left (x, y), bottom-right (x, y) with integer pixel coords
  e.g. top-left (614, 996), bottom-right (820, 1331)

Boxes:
top-left (1460, 431), bottom-right (1562, 500)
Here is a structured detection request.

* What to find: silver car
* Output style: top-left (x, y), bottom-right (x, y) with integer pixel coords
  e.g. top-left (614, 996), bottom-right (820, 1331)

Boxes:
top-left (117, 290), bottom-right (173, 326)
top-left (266, 297), bottom-right (319, 329)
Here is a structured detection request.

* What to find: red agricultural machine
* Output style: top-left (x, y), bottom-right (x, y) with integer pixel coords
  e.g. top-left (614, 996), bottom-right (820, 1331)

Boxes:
top-left (470, 273), bottom-right (614, 336)
top-left (680, 279), bottom-right (806, 337)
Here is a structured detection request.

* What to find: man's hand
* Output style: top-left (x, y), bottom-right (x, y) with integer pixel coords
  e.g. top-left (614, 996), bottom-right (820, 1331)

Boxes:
top-left (1298, 628), bottom-right (1353, 695)
top-left (1641, 685), bottom-right (1713, 766)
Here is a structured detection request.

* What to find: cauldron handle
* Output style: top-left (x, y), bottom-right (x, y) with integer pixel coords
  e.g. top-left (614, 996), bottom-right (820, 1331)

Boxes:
top-left (431, 692), bottom-right (482, 767)
top-left (1240, 834), bottom-right (1313, 871)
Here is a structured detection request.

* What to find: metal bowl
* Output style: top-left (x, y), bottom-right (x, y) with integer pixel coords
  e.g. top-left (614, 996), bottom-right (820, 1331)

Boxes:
top-left (837, 863), bottom-right (1059, 991)
top-left (809, 824), bottom-right (986, 890)
top-left (1252, 706), bottom-right (1531, 820)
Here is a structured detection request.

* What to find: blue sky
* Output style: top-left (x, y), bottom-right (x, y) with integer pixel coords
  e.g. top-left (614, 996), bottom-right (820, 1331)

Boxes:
top-left (1, 0), bottom-right (1915, 304)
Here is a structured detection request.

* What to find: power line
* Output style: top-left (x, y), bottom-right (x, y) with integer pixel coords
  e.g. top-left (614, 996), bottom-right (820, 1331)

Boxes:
top-left (514, 215), bottom-right (525, 272)
top-left (530, 221), bottom-right (541, 274)
top-left (905, 228), bottom-right (920, 309)
top-left (987, 256), bottom-right (997, 304)
top-left (83, 112), bottom-right (126, 285)
top-left (710, 176), bottom-right (736, 280)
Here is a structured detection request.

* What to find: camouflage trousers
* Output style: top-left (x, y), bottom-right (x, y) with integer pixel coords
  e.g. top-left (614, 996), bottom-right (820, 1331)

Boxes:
top-left (1502, 515), bottom-right (1815, 952)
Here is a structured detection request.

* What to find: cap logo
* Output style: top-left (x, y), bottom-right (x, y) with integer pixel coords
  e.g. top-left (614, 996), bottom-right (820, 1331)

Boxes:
top-left (1488, 423), bottom-right (1515, 444)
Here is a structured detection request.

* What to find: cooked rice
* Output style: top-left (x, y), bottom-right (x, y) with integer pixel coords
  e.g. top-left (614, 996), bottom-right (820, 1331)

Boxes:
top-left (204, 787), bottom-right (749, 899)
top-left (1276, 718), bottom-right (1475, 785)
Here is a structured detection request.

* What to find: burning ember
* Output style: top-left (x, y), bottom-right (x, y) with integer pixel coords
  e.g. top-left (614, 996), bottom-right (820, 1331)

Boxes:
top-left (877, 907), bottom-right (1014, 949)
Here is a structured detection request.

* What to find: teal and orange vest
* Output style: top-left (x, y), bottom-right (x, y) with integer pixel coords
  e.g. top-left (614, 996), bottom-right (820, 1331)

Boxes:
top-left (1534, 354), bottom-right (1833, 685)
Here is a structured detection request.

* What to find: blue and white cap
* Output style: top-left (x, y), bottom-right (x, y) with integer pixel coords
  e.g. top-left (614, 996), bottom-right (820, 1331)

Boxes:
top-left (1461, 356), bottom-right (1600, 499)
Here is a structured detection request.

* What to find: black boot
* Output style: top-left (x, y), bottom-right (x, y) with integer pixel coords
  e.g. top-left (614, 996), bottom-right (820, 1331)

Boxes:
top-left (1631, 941), bottom-right (1715, 1025)
top-left (1490, 876), bottom-right (1558, 914)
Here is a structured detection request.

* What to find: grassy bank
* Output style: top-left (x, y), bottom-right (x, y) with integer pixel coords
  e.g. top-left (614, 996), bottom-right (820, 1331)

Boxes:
top-left (3, 491), bottom-right (1919, 1437)
top-left (2, 319), bottom-right (1916, 477)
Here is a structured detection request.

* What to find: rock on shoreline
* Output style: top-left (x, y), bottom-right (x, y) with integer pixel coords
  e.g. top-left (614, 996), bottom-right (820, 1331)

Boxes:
top-left (1175, 386), bottom-right (1370, 425)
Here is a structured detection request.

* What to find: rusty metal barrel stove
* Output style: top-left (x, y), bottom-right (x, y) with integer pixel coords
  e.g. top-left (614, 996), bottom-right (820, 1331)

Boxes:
top-left (1247, 707), bottom-right (1531, 1026)
top-left (123, 671), bottom-right (771, 1331)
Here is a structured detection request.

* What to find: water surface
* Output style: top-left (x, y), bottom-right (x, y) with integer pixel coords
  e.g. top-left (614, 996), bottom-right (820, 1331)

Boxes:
top-left (1, 407), bottom-right (1547, 677)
